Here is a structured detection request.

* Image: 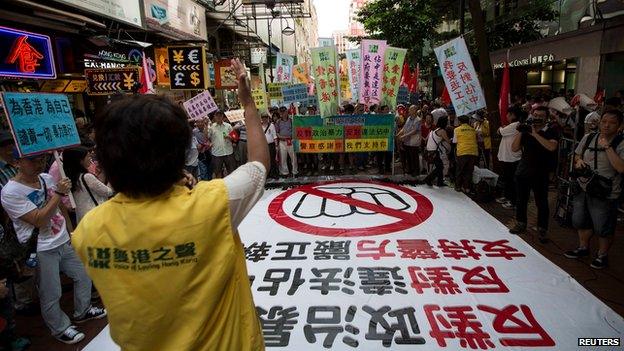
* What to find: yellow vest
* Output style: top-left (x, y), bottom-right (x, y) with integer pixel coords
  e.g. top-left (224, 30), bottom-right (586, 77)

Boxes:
top-left (72, 180), bottom-right (264, 351)
top-left (454, 124), bottom-right (478, 156)
top-left (478, 120), bottom-right (492, 149)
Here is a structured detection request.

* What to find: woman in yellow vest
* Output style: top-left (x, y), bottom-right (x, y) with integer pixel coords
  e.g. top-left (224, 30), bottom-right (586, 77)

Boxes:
top-left (72, 59), bottom-right (270, 351)
top-left (453, 114), bottom-right (479, 193)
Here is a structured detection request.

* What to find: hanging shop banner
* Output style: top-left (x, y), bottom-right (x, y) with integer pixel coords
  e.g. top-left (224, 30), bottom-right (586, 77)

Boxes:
top-left (345, 49), bottom-right (361, 102)
top-left (1, 92), bottom-right (80, 157)
top-left (311, 47), bottom-right (339, 118)
top-left (52, 0), bottom-right (142, 27)
top-left (183, 91), bottom-right (218, 120)
top-left (281, 84), bottom-right (309, 105)
top-left (434, 37), bottom-right (486, 116)
top-left (144, 0), bottom-right (208, 41)
top-left (275, 53), bottom-right (294, 83)
top-left (267, 82), bottom-right (287, 101)
top-left (0, 26), bottom-right (56, 80)
top-left (380, 47), bottom-right (407, 111)
top-left (292, 63), bottom-right (310, 84)
top-left (214, 59), bottom-right (237, 90)
top-left (252, 88), bottom-right (268, 114)
top-left (154, 47), bottom-right (170, 86)
top-left (251, 47), bottom-right (267, 65)
top-left (168, 46), bottom-right (207, 90)
top-left (85, 67), bottom-right (141, 95)
top-left (397, 85), bottom-right (410, 106)
top-left (293, 114), bottom-right (394, 153)
top-left (359, 40), bottom-right (387, 106)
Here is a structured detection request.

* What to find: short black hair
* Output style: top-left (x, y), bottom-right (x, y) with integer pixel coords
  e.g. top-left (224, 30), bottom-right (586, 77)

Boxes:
top-left (533, 106), bottom-right (550, 116)
top-left (94, 95), bottom-right (190, 198)
top-left (344, 104), bottom-right (355, 114)
top-left (508, 105), bottom-right (527, 123)
top-left (62, 146), bottom-right (90, 192)
top-left (436, 116), bottom-right (449, 129)
top-left (603, 109), bottom-right (623, 125)
top-left (606, 97), bottom-right (621, 107)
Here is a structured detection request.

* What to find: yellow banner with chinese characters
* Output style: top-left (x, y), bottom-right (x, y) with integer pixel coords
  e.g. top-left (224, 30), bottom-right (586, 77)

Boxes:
top-left (297, 139), bottom-right (344, 153)
top-left (344, 138), bottom-right (390, 152)
top-left (252, 88), bottom-right (268, 114)
top-left (340, 59), bottom-right (351, 101)
top-left (292, 63), bottom-right (310, 84)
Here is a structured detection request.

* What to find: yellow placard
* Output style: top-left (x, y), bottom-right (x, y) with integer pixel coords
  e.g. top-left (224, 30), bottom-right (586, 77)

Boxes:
top-left (293, 63), bottom-right (310, 84)
top-left (344, 138), bottom-right (390, 152)
top-left (252, 89), bottom-right (268, 113)
top-left (298, 139), bottom-right (344, 153)
top-left (267, 82), bottom-right (287, 100)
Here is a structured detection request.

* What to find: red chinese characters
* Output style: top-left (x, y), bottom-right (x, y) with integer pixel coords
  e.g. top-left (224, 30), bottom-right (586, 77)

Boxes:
top-left (7, 36), bottom-right (43, 73)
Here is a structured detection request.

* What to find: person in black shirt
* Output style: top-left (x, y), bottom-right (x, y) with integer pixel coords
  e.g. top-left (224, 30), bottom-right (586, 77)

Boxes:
top-left (508, 106), bottom-right (560, 243)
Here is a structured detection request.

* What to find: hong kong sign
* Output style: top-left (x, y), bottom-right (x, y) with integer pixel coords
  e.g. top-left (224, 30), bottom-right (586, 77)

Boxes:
top-left (168, 45), bottom-right (207, 90)
top-left (0, 26), bottom-right (56, 79)
top-left (85, 67), bottom-right (141, 95)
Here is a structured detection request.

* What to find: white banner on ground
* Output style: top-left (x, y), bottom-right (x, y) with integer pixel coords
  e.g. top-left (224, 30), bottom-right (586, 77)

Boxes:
top-left (434, 37), bottom-right (486, 116)
top-left (85, 181), bottom-right (624, 351)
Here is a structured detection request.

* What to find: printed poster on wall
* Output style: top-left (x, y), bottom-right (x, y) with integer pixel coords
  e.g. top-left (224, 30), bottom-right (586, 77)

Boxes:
top-left (434, 37), bottom-right (486, 116)
top-left (380, 47), bottom-right (407, 110)
top-left (345, 49), bottom-right (361, 102)
top-left (311, 47), bottom-right (339, 118)
top-left (275, 53), bottom-right (294, 83)
top-left (359, 40), bottom-right (387, 106)
top-left (154, 47), bottom-right (170, 86)
top-left (214, 59), bottom-right (237, 89)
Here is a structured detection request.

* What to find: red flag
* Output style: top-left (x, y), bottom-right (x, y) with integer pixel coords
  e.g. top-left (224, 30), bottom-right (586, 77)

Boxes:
top-left (441, 85), bottom-right (451, 106)
top-left (139, 52), bottom-right (154, 94)
top-left (499, 61), bottom-right (510, 125)
top-left (408, 65), bottom-right (419, 93)
top-left (594, 88), bottom-right (605, 104)
top-left (400, 62), bottom-right (410, 87)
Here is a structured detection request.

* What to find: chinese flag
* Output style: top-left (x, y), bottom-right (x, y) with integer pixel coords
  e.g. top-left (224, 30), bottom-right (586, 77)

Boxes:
top-left (408, 65), bottom-right (419, 93)
top-left (441, 86), bottom-right (451, 106)
top-left (400, 62), bottom-right (410, 87)
top-left (499, 61), bottom-right (510, 125)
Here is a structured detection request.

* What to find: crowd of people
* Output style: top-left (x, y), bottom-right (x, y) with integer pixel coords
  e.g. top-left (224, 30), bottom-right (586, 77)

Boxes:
top-left (0, 67), bottom-right (621, 349)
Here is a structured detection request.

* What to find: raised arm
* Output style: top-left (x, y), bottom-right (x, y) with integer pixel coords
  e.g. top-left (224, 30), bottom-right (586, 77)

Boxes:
top-left (231, 58), bottom-right (269, 171)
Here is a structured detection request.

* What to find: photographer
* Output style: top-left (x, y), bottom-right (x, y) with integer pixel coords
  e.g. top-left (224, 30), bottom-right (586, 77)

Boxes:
top-left (565, 110), bottom-right (624, 269)
top-left (509, 106), bottom-right (560, 243)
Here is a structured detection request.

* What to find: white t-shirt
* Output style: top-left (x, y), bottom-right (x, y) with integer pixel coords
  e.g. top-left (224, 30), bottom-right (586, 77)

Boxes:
top-left (185, 136), bottom-right (200, 167)
top-left (497, 122), bottom-right (522, 163)
top-left (209, 122), bottom-right (234, 157)
top-left (1, 173), bottom-right (69, 252)
top-left (263, 123), bottom-right (277, 144)
top-left (222, 161), bottom-right (267, 228)
top-left (74, 172), bottom-right (114, 223)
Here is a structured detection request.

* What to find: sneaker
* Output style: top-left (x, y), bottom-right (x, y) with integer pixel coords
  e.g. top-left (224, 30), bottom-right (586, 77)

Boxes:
top-left (508, 222), bottom-right (526, 235)
top-left (590, 255), bottom-right (608, 269)
top-left (496, 197), bottom-right (508, 204)
top-left (56, 326), bottom-right (85, 344)
top-left (74, 306), bottom-right (107, 324)
top-left (501, 201), bottom-right (515, 210)
top-left (564, 247), bottom-right (590, 259)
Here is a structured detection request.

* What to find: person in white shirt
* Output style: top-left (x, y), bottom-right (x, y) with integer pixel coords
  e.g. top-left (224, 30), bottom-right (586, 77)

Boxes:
top-left (398, 105), bottom-right (422, 176)
top-left (261, 114), bottom-right (278, 178)
top-left (1, 151), bottom-right (106, 344)
top-left (496, 105), bottom-right (526, 209)
top-left (62, 147), bottom-right (114, 223)
top-left (209, 111), bottom-right (237, 178)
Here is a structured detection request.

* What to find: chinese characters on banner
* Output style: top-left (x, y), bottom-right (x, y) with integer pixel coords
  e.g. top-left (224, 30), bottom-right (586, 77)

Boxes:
top-left (167, 45), bottom-right (207, 90)
top-left (340, 59), bottom-right (352, 101)
top-left (359, 40), bottom-right (387, 106)
top-left (434, 37), bottom-right (486, 115)
top-left (345, 49), bottom-right (361, 102)
top-left (275, 53), bottom-right (294, 83)
top-left (293, 114), bottom-right (394, 153)
top-left (292, 63), bottom-right (310, 84)
top-left (183, 91), bottom-right (218, 120)
top-left (214, 59), bottom-right (237, 89)
top-left (281, 84), bottom-right (309, 105)
top-left (380, 47), bottom-right (407, 110)
top-left (224, 109), bottom-right (245, 124)
top-left (397, 85), bottom-right (410, 106)
top-left (0, 26), bottom-right (56, 79)
top-left (250, 47), bottom-right (267, 65)
top-left (311, 47), bottom-right (339, 117)
top-left (252, 89), bottom-right (268, 114)
top-left (153, 47), bottom-right (170, 86)
top-left (1, 92), bottom-right (80, 156)
top-left (84, 67), bottom-right (141, 95)
top-left (267, 82), bottom-right (288, 102)
top-left (318, 38), bottom-right (334, 47)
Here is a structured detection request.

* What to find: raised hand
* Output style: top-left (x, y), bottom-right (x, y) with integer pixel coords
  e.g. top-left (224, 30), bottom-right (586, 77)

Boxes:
top-left (231, 58), bottom-right (253, 107)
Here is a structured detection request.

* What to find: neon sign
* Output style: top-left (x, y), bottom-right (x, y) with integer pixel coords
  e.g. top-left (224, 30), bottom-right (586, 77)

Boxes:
top-left (0, 26), bottom-right (56, 79)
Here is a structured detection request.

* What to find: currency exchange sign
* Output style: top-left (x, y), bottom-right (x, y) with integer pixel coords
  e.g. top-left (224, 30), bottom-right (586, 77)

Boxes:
top-left (168, 46), bottom-right (207, 90)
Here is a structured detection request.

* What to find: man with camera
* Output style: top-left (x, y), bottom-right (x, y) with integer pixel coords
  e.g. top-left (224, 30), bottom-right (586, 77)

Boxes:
top-left (565, 109), bottom-right (624, 269)
top-left (509, 106), bottom-right (560, 243)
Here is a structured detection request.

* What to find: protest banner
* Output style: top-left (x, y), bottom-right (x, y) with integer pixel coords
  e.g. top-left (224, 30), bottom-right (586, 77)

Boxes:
top-left (1, 92), bottom-right (80, 156)
top-left (359, 40), bottom-right (387, 105)
top-left (168, 46), bottom-right (207, 90)
top-left (318, 38), bottom-right (334, 47)
top-left (292, 63), bottom-right (310, 84)
top-left (311, 47), bottom-right (339, 117)
top-left (345, 49), bottom-right (361, 102)
top-left (252, 88), bottom-right (268, 114)
top-left (267, 82), bottom-right (287, 101)
top-left (85, 67), bottom-right (141, 95)
top-left (397, 85), bottom-right (410, 105)
top-left (340, 59), bottom-right (351, 101)
top-left (380, 47), bottom-right (407, 110)
top-left (183, 91), bottom-right (218, 120)
top-left (224, 109), bottom-right (245, 123)
top-left (275, 53), bottom-right (294, 83)
top-left (434, 37), bottom-right (486, 116)
top-left (214, 59), bottom-right (237, 89)
top-left (250, 47), bottom-right (267, 65)
top-left (281, 84), bottom-right (309, 105)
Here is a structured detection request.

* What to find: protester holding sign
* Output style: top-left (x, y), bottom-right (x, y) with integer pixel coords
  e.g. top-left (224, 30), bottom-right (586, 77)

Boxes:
top-left (71, 58), bottom-right (269, 351)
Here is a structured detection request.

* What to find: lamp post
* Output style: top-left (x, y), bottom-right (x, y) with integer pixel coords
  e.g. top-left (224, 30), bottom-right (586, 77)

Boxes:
top-left (266, 12), bottom-right (295, 85)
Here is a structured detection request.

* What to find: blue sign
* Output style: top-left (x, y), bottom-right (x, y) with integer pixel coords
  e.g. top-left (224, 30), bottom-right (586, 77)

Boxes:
top-left (1, 92), bottom-right (79, 156)
top-left (281, 84), bottom-right (309, 104)
top-left (0, 26), bottom-right (56, 80)
top-left (397, 86), bottom-right (410, 105)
